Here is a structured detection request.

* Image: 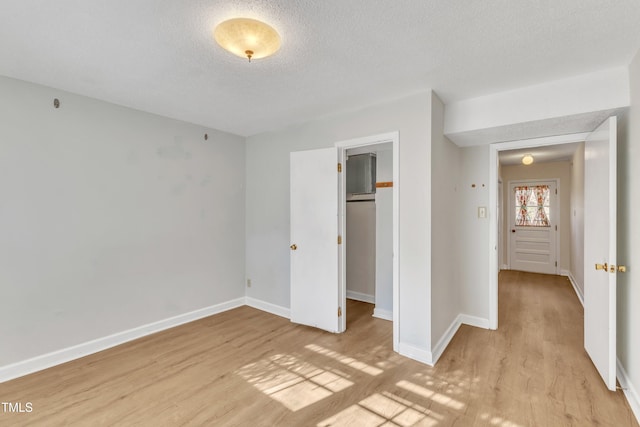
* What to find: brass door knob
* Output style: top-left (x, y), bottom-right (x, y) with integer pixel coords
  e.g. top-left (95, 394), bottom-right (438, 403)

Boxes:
top-left (595, 263), bottom-right (608, 271)
top-left (618, 265), bottom-right (627, 273)
top-left (290, 244), bottom-right (297, 250)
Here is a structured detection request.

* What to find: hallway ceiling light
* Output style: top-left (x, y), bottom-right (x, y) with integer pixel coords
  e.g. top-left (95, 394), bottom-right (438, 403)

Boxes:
top-left (522, 154), bottom-right (534, 165)
top-left (214, 18), bottom-right (280, 62)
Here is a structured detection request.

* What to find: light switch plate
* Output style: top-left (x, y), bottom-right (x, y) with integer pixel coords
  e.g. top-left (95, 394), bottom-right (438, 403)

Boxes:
top-left (478, 206), bottom-right (487, 218)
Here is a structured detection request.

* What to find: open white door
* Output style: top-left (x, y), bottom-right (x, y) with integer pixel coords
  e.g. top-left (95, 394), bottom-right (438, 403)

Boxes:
top-left (290, 147), bottom-right (341, 333)
top-left (584, 116), bottom-right (617, 391)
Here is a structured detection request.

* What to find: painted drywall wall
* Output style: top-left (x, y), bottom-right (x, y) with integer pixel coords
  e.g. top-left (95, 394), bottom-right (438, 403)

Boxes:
top-left (617, 48), bottom-right (640, 418)
top-left (570, 144), bottom-right (585, 297)
top-left (445, 68), bottom-right (630, 141)
top-left (245, 91), bottom-right (433, 356)
top-left (430, 93), bottom-right (462, 345)
top-left (458, 145), bottom-right (490, 319)
top-left (0, 76), bottom-right (246, 367)
top-left (500, 161), bottom-right (573, 273)
top-left (346, 200), bottom-right (376, 301)
top-left (375, 149), bottom-right (393, 316)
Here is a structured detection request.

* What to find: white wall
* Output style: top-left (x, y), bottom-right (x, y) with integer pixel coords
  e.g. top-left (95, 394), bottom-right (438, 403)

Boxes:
top-left (346, 200), bottom-right (376, 301)
top-left (0, 76), bottom-right (246, 367)
top-left (375, 149), bottom-right (393, 316)
top-left (458, 146), bottom-right (490, 319)
top-left (570, 144), bottom-right (585, 297)
top-left (245, 92), bottom-right (433, 359)
top-left (501, 161), bottom-right (572, 272)
top-left (430, 94), bottom-right (462, 345)
top-left (445, 68), bottom-right (630, 142)
top-left (617, 48), bottom-right (640, 419)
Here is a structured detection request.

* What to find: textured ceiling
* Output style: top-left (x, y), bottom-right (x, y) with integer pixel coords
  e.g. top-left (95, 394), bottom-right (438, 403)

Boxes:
top-left (1, 1), bottom-right (639, 137)
top-left (446, 109), bottom-right (623, 147)
top-left (499, 142), bottom-right (582, 166)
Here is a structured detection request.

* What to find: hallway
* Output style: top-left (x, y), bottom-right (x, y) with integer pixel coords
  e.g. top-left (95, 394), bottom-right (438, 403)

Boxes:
top-left (434, 270), bottom-right (637, 425)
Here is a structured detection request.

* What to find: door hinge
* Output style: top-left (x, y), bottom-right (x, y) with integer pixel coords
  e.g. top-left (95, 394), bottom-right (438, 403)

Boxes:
top-left (338, 307), bottom-right (342, 317)
top-left (337, 163), bottom-right (342, 173)
top-left (555, 225), bottom-right (558, 231)
top-left (555, 188), bottom-right (557, 195)
top-left (338, 235), bottom-right (342, 245)
top-left (555, 261), bottom-right (558, 267)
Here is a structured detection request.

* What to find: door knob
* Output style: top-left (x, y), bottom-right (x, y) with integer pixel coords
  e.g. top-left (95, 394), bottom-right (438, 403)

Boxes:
top-left (511, 229), bottom-right (516, 233)
top-left (617, 265), bottom-right (627, 273)
top-left (290, 244), bottom-right (297, 250)
top-left (595, 263), bottom-right (608, 271)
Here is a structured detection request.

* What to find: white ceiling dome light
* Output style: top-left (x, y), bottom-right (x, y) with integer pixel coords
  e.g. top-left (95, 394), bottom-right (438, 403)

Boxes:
top-left (214, 18), bottom-right (281, 62)
top-left (522, 154), bottom-right (534, 165)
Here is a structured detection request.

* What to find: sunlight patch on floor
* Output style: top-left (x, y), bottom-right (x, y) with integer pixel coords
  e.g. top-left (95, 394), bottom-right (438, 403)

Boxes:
top-left (317, 390), bottom-right (442, 427)
top-left (305, 344), bottom-right (383, 376)
top-left (372, 347), bottom-right (406, 370)
top-left (411, 370), bottom-right (479, 397)
top-left (480, 412), bottom-right (524, 427)
top-left (236, 353), bottom-right (353, 411)
top-left (396, 380), bottom-right (465, 411)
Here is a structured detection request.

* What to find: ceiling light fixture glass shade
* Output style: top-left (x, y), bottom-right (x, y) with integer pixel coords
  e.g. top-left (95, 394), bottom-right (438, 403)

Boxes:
top-left (522, 154), bottom-right (534, 165)
top-left (214, 18), bottom-right (280, 61)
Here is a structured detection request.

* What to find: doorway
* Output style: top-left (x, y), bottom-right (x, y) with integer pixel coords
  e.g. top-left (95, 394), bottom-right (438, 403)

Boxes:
top-left (337, 132), bottom-right (400, 352)
top-left (287, 132), bottom-right (400, 350)
top-left (344, 145), bottom-right (393, 325)
top-left (489, 117), bottom-right (619, 391)
top-left (489, 133), bottom-right (588, 329)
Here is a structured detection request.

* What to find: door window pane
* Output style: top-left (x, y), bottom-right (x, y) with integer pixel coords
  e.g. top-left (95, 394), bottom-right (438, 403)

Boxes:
top-left (514, 185), bottom-right (550, 227)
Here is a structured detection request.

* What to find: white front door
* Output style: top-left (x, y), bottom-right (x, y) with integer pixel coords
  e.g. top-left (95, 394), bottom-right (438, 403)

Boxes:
top-left (584, 116), bottom-right (617, 391)
top-left (508, 180), bottom-right (558, 275)
top-left (290, 147), bottom-right (342, 333)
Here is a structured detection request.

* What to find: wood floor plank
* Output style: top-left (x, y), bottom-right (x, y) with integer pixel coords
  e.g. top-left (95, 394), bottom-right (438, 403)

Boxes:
top-left (1, 271), bottom-right (637, 426)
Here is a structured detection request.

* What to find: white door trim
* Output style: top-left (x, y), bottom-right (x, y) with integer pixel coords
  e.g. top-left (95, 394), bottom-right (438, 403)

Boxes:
top-left (506, 178), bottom-right (560, 275)
top-left (488, 132), bottom-right (589, 329)
top-left (335, 131), bottom-right (400, 352)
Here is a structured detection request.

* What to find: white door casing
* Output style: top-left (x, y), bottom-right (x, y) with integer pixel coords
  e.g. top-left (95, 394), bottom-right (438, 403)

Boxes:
top-left (508, 180), bottom-right (558, 275)
top-left (290, 147), bottom-right (341, 333)
top-left (498, 180), bottom-right (503, 270)
top-left (584, 116), bottom-right (617, 391)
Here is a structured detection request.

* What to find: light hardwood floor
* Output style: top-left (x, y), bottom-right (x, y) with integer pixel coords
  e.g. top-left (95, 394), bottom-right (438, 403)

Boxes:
top-left (1, 271), bottom-right (637, 426)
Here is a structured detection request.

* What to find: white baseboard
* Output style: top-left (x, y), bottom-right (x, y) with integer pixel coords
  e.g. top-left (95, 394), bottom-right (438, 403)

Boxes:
top-left (430, 313), bottom-right (491, 366)
top-left (459, 314), bottom-right (490, 329)
top-left (431, 315), bottom-right (463, 364)
top-left (373, 308), bottom-right (392, 321)
top-left (346, 290), bottom-right (375, 304)
top-left (398, 342), bottom-right (434, 366)
top-left (245, 297), bottom-right (290, 319)
top-left (617, 358), bottom-right (640, 424)
top-left (0, 297), bottom-right (246, 383)
top-left (562, 270), bottom-right (584, 306)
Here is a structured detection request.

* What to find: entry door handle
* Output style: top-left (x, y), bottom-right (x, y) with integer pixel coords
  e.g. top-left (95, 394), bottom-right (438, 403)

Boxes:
top-left (595, 263), bottom-right (608, 271)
